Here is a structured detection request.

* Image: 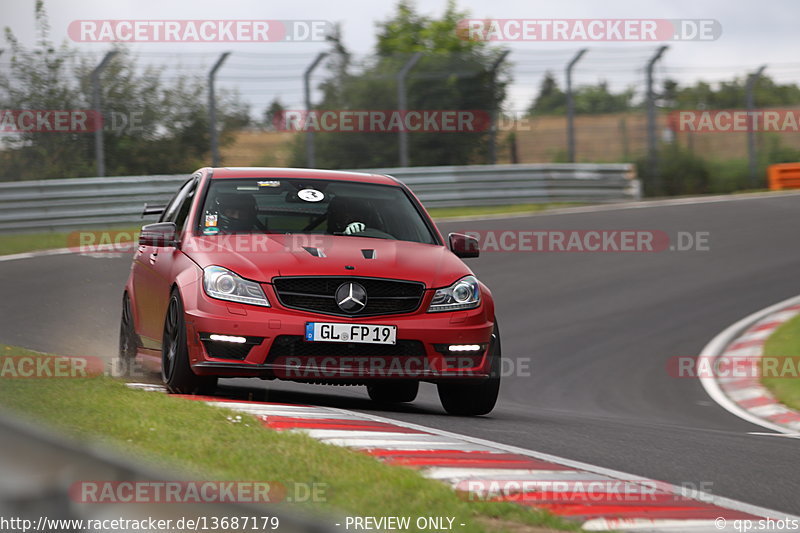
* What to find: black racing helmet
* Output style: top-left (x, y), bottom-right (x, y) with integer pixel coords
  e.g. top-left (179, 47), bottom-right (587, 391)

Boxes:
top-left (327, 195), bottom-right (379, 234)
top-left (214, 193), bottom-right (257, 233)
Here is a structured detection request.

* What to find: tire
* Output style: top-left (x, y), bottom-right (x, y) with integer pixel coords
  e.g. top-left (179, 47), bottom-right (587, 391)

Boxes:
top-left (437, 321), bottom-right (501, 416)
top-left (118, 292), bottom-right (138, 377)
top-left (367, 381), bottom-right (419, 403)
top-left (162, 289), bottom-right (217, 395)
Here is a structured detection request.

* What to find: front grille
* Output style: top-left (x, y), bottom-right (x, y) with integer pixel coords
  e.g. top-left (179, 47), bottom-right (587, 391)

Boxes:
top-left (267, 335), bottom-right (426, 359)
top-left (272, 277), bottom-right (424, 317)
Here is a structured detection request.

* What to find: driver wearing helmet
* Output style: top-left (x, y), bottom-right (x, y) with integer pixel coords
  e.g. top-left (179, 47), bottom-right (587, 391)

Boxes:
top-left (327, 196), bottom-right (379, 235)
top-left (214, 193), bottom-right (259, 233)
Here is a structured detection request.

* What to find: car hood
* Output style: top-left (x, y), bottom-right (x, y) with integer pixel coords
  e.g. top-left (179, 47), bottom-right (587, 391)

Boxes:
top-left (183, 234), bottom-right (471, 288)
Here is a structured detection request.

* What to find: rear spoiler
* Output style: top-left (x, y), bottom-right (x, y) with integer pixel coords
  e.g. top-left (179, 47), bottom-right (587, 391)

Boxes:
top-left (142, 203), bottom-right (166, 218)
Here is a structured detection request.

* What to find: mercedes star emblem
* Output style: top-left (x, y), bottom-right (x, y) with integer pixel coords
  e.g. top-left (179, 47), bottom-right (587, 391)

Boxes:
top-left (335, 282), bottom-right (367, 313)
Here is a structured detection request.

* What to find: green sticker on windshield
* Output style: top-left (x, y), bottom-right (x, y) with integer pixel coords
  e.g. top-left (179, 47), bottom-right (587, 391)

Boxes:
top-left (203, 227), bottom-right (220, 235)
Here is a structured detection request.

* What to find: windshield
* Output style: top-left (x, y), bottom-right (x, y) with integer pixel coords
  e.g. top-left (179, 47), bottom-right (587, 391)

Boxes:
top-left (196, 178), bottom-right (436, 245)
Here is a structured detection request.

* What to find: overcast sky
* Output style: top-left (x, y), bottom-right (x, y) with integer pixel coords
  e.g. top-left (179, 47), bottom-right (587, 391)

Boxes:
top-left (2, 0), bottom-right (799, 113)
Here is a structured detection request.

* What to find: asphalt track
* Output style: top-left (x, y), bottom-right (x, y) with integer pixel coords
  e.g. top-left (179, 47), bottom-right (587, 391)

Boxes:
top-left (1, 193), bottom-right (799, 514)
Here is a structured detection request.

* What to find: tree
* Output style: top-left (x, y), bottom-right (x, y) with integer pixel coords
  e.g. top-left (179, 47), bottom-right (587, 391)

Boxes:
top-left (664, 76), bottom-right (800, 110)
top-left (263, 98), bottom-right (285, 131)
top-left (528, 72), bottom-right (566, 114)
top-left (0, 1), bottom-right (92, 178)
top-left (289, 0), bottom-right (509, 169)
top-left (376, 0), bottom-right (477, 56)
top-left (0, 0), bottom-right (249, 180)
top-left (661, 79), bottom-right (679, 108)
top-left (573, 81), bottom-right (634, 114)
top-left (528, 77), bottom-right (633, 115)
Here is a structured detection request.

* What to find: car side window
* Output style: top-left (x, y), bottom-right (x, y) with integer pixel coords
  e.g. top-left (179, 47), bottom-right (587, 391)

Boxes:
top-left (158, 180), bottom-right (191, 222)
top-left (173, 181), bottom-right (198, 233)
top-left (159, 178), bottom-right (194, 224)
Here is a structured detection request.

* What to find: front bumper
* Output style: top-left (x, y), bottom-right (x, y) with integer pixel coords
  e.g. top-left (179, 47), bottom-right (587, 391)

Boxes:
top-left (181, 282), bottom-right (495, 382)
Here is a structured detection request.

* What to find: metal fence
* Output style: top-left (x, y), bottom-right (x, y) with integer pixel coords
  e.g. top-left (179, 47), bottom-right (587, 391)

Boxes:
top-left (371, 163), bottom-right (639, 207)
top-left (0, 164), bottom-right (639, 233)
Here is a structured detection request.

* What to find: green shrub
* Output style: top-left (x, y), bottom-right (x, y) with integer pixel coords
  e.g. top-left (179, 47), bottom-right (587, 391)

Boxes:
top-left (636, 144), bottom-right (711, 196)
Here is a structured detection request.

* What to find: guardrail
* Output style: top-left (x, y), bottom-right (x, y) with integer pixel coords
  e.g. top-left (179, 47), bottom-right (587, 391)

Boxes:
top-left (0, 164), bottom-right (639, 233)
top-left (0, 408), bottom-right (336, 532)
top-left (372, 163), bottom-right (639, 207)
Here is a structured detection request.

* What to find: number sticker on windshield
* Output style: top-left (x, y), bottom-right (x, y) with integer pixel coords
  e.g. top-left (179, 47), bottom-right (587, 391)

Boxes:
top-left (298, 189), bottom-right (324, 202)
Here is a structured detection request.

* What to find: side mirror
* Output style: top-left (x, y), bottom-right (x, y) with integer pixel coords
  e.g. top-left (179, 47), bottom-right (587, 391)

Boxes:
top-left (448, 232), bottom-right (480, 259)
top-left (139, 222), bottom-right (177, 247)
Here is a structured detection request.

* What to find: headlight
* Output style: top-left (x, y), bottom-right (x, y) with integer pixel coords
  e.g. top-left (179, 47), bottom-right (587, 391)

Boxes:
top-left (427, 275), bottom-right (481, 312)
top-left (203, 266), bottom-right (270, 307)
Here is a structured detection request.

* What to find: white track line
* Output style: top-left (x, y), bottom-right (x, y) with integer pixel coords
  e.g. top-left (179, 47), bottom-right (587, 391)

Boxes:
top-left (698, 294), bottom-right (800, 435)
top-left (320, 438), bottom-right (492, 450)
top-left (421, 467), bottom-right (613, 481)
top-left (300, 430), bottom-right (425, 439)
top-left (332, 408), bottom-right (799, 522)
top-left (0, 247), bottom-right (73, 263)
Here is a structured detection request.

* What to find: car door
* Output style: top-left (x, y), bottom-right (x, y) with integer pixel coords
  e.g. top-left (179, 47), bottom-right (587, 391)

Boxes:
top-left (132, 177), bottom-right (197, 349)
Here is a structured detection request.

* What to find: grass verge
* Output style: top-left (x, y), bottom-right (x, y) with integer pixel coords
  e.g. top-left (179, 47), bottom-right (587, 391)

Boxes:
top-left (0, 227), bottom-right (139, 256)
top-left (761, 314), bottom-right (800, 411)
top-left (0, 345), bottom-right (577, 533)
top-left (427, 203), bottom-right (582, 220)
top-left (0, 230), bottom-right (77, 255)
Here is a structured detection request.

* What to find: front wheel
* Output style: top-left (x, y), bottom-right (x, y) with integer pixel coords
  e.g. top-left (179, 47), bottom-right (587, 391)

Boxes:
top-left (162, 289), bottom-right (217, 395)
top-left (437, 321), bottom-right (501, 416)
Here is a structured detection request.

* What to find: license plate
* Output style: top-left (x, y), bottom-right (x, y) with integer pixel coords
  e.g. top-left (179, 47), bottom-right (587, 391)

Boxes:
top-left (305, 322), bottom-right (396, 345)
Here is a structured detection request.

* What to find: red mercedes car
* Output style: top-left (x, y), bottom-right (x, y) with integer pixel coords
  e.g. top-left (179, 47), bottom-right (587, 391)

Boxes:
top-left (120, 167), bottom-right (500, 415)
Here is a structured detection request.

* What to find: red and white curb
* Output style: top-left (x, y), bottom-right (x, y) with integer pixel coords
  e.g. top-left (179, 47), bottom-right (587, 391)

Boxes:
top-left (700, 294), bottom-right (800, 435)
top-left (127, 383), bottom-right (797, 532)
